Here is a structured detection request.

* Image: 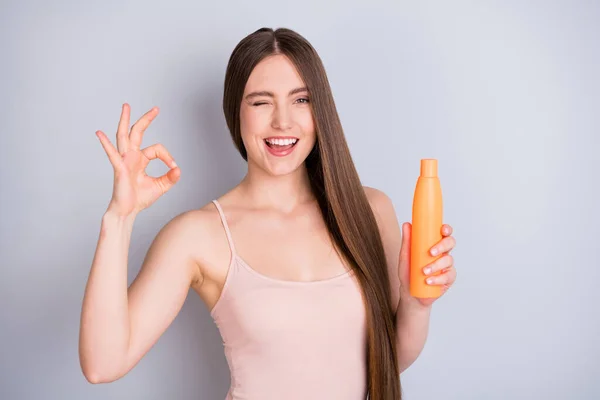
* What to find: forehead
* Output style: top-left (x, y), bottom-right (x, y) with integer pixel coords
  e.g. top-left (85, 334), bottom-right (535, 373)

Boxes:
top-left (244, 54), bottom-right (305, 93)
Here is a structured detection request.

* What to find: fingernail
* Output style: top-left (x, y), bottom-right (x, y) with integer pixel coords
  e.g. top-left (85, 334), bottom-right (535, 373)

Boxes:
top-left (172, 161), bottom-right (178, 168)
top-left (431, 248), bottom-right (438, 256)
top-left (426, 277), bottom-right (434, 285)
top-left (423, 267), bottom-right (431, 275)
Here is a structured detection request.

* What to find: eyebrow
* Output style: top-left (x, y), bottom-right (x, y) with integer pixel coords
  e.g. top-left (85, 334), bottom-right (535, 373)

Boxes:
top-left (244, 87), bottom-right (308, 100)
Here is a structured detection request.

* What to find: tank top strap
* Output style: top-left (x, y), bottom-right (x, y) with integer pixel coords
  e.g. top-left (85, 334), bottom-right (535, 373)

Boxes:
top-left (212, 199), bottom-right (237, 256)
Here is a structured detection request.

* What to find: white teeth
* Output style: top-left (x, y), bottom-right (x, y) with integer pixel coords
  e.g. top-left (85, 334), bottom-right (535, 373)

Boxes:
top-left (266, 138), bottom-right (298, 146)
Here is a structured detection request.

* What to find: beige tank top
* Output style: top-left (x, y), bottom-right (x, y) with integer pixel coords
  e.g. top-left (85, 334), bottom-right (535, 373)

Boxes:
top-left (209, 199), bottom-right (369, 399)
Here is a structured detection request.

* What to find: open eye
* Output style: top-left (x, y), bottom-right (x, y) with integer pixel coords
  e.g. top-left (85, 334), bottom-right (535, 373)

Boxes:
top-left (296, 98), bottom-right (310, 104)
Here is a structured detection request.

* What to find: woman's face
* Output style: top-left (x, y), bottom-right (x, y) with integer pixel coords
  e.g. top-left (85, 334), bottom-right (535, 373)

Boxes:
top-left (239, 54), bottom-right (316, 176)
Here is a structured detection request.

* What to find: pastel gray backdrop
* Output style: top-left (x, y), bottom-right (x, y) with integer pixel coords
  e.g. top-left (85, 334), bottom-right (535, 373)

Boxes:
top-left (1, 1), bottom-right (598, 399)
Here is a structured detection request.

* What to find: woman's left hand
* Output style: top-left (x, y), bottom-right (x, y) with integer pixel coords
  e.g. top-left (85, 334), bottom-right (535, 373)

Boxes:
top-left (397, 223), bottom-right (457, 308)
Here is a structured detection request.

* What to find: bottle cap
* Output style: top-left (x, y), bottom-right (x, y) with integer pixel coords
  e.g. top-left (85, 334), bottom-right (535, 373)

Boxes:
top-left (420, 159), bottom-right (438, 177)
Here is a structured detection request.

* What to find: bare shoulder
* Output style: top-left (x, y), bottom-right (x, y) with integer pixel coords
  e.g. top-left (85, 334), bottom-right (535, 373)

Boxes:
top-left (362, 185), bottom-right (402, 259)
top-left (363, 188), bottom-right (402, 310)
top-left (363, 185), bottom-right (397, 224)
top-left (145, 201), bottom-right (224, 287)
top-left (153, 204), bottom-right (218, 251)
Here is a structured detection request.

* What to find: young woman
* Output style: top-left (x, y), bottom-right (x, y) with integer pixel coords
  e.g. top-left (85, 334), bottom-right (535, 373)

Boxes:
top-left (79, 27), bottom-right (457, 400)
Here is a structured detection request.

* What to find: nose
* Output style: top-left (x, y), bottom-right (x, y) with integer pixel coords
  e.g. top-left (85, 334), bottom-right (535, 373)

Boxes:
top-left (271, 104), bottom-right (292, 131)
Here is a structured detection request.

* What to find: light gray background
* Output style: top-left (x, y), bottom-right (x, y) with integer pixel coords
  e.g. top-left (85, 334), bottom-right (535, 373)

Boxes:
top-left (1, 0), bottom-right (598, 399)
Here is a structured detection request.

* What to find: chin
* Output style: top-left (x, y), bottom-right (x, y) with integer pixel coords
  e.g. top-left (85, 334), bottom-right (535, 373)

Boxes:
top-left (249, 139), bottom-right (314, 177)
top-left (265, 161), bottom-right (306, 177)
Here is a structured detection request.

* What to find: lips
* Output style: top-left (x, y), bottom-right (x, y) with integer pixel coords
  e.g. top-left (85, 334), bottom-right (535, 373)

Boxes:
top-left (264, 138), bottom-right (299, 157)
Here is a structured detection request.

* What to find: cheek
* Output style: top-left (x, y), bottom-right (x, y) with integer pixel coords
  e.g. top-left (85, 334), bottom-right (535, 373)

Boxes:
top-left (299, 112), bottom-right (314, 131)
top-left (299, 112), bottom-right (316, 142)
top-left (241, 108), bottom-right (272, 134)
top-left (240, 108), bottom-right (265, 148)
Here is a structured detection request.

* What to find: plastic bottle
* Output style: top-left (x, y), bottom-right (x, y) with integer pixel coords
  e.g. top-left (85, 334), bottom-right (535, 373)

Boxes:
top-left (410, 159), bottom-right (444, 299)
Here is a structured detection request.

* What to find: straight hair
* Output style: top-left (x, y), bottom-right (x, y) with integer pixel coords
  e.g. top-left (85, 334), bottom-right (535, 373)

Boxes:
top-left (222, 27), bottom-right (401, 400)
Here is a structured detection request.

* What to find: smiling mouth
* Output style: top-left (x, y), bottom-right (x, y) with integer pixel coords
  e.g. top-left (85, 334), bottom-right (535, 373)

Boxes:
top-left (263, 137), bottom-right (300, 157)
top-left (263, 138), bottom-right (299, 149)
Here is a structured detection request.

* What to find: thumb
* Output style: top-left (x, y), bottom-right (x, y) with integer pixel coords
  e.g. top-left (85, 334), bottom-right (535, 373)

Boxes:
top-left (398, 222), bottom-right (412, 286)
top-left (399, 222), bottom-right (411, 264)
top-left (154, 166), bottom-right (181, 194)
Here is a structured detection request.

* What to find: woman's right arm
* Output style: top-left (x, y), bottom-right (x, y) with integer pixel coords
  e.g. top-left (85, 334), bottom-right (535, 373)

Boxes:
top-left (79, 209), bottom-right (200, 384)
top-left (79, 103), bottom-right (191, 383)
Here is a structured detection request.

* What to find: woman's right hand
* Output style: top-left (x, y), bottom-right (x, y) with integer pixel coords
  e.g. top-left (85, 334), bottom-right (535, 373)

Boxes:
top-left (96, 103), bottom-right (180, 218)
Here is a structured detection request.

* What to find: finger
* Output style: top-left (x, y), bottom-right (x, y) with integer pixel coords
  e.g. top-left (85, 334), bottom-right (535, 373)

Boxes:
top-left (425, 266), bottom-right (456, 286)
top-left (141, 143), bottom-right (178, 169)
top-left (430, 235), bottom-right (456, 256)
top-left (96, 130), bottom-right (122, 168)
top-left (423, 254), bottom-right (454, 276)
top-left (441, 224), bottom-right (453, 236)
top-left (399, 222), bottom-right (411, 262)
top-left (154, 167), bottom-right (181, 195)
top-left (116, 103), bottom-right (131, 155)
top-left (129, 107), bottom-right (159, 151)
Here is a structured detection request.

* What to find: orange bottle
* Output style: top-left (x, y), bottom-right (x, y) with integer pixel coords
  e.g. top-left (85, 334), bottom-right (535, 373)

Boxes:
top-left (410, 159), bottom-right (444, 299)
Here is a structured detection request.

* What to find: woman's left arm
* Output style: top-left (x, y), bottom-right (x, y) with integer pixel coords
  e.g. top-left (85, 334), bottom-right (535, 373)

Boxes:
top-left (364, 186), bottom-right (457, 374)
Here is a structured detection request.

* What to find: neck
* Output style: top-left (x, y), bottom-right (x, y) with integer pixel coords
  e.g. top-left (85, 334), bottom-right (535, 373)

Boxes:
top-left (238, 161), bottom-right (315, 212)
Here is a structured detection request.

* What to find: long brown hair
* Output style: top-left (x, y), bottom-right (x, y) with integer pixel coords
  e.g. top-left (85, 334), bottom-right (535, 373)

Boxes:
top-left (222, 27), bottom-right (401, 399)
